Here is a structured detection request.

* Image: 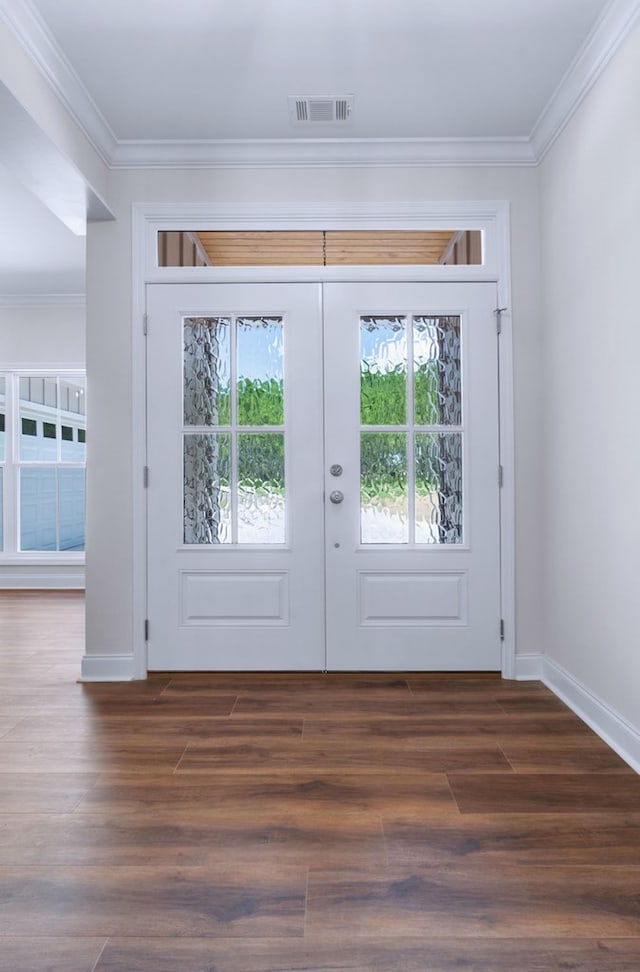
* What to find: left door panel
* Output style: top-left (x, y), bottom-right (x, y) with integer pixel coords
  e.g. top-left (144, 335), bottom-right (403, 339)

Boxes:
top-left (146, 283), bottom-right (325, 670)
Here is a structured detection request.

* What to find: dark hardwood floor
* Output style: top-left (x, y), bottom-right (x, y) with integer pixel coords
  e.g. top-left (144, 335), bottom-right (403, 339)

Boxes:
top-left (1, 590), bottom-right (640, 971)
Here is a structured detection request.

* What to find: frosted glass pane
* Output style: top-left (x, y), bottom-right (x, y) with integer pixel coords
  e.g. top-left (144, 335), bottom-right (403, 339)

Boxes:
top-left (361, 433), bottom-right (408, 543)
top-left (415, 433), bottom-right (463, 544)
top-left (183, 318), bottom-right (231, 426)
top-left (184, 433), bottom-right (231, 544)
top-left (360, 317), bottom-right (406, 425)
top-left (20, 467), bottom-right (57, 551)
top-left (238, 433), bottom-right (285, 543)
top-left (237, 317), bottom-right (284, 426)
top-left (58, 468), bottom-right (85, 551)
top-left (414, 316), bottom-right (461, 426)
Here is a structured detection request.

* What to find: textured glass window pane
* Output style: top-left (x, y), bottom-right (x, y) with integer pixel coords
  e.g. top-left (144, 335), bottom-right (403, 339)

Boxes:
top-left (360, 317), bottom-right (406, 425)
top-left (20, 467), bottom-right (57, 551)
top-left (415, 433), bottom-right (463, 544)
top-left (58, 468), bottom-right (85, 551)
top-left (184, 433), bottom-right (231, 544)
top-left (361, 432), bottom-right (408, 543)
top-left (238, 433), bottom-right (285, 543)
top-left (237, 318), bottom-right (284, 426)
top-left (183, 318), bottom-right (231, 426)
top-left (414, 316), bottom-right (461, 426)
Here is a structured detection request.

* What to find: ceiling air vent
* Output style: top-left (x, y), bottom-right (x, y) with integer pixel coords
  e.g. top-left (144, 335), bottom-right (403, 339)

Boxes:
top-left (288, 96), bottom-right (354, 126)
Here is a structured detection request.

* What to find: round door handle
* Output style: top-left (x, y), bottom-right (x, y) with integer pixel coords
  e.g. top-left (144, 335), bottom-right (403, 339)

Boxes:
top-left (329, 490), bottom-right (344, 505)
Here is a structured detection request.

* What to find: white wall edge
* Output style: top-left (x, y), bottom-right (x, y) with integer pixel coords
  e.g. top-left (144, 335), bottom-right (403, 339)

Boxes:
top-left (0, 569), bottom-right (85, 589)
top-left (80, 652), bottom-right (137, 681)
top-left (543, 656), bottom-right (640, 775)
top-left (513, 652), bottom-right (544, 680)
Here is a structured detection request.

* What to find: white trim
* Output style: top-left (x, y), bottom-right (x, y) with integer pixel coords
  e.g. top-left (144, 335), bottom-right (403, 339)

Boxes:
top-left (0, 294), bottom-right (86, 307)
top-left (531, 0), bottom-right (640, 161)
top-left (0, 0), bottom-right (117, 166)
top-left (80, 652), bottom-right (137, 681)
top-left (111, 137), bottom-right (536, 169)
top-left (0, 568), bottom-right (85, 589)
top-left (513, 652), bottom-right (544, 681)
top-left (2, 0), bottom-right (639, 169)
top-left (543, 656), bottom-right (640, 775)
top-left (133, 199), bottom-right (515, 680)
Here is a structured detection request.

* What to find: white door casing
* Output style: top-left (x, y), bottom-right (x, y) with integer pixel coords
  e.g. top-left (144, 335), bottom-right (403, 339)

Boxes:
top-left (146, 280), bottom-right (501, 671)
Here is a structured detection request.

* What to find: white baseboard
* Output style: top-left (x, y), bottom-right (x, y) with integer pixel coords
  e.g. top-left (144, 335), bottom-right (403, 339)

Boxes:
top-left (542, 656), bottom-right (640, 775)
top-left (511, 652), bottom-right (640, 774)
top-left (513, 653), bottom-right (544, 680)
top-left (0, 570), bottom-right (85, 589)
top-left (80, 653), bottom-right (137, 681)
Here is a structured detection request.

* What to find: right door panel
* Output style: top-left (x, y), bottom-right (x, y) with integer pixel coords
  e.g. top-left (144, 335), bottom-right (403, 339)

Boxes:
top-left (323, 282), bottom-right (501, 670)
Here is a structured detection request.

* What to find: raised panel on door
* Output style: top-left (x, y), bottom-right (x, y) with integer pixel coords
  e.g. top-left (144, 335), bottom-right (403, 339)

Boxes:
top-left (323, 281), bottom-right (501, 670)
top-left (146, 283), bottom-right (325, 670)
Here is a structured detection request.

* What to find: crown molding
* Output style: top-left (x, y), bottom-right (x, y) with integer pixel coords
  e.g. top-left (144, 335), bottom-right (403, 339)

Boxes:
top-left (110, 136), bottom-right (536, 169)
top-left (0, 0), bottom-right (118, 164)
top-left (530, 0), bottom-right (640, 161)
top-left (2, 0), bottom-right (639, 169)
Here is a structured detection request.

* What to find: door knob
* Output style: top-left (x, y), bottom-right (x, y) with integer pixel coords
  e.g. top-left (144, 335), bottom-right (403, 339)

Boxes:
top-left (329, 490), bottom-right (344, 504)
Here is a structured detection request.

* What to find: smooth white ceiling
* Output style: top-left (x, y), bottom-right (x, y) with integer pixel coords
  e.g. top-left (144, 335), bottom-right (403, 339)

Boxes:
top-left (0, 0), bottom-right (619, 296)
top-left (30, 0), bottom-right (610, 140)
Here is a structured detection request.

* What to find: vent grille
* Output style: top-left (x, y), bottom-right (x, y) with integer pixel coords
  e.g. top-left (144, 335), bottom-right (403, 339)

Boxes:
top-left (289, 96), bottom-right (353, 126)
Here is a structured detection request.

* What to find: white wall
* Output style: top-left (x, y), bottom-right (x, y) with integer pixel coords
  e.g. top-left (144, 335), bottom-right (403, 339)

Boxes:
top-left (540, 20), bottom-right (640, 732)
top-left (0, 303), bottom-right (85, 365)
top-left (85, 165), bottom-right (543, 670)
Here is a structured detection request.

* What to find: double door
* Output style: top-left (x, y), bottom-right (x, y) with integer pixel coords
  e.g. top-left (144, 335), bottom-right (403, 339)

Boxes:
top-left (146, 281), bottom-right (500, 671)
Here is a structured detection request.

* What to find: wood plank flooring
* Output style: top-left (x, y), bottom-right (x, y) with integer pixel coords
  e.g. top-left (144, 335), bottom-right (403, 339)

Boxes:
top-left (1, 591), bottom-right (640, 971)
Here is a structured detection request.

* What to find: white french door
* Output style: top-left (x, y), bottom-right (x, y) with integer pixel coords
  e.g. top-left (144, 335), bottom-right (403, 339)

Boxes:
top-left (146, 280), bottom-right (501, 671)
top-left (323, 282), bottom-right (500, 670)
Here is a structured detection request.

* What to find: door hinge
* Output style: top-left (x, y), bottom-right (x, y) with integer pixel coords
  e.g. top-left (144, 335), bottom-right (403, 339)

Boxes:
top-left (144, 619), bottom-right (149, 641)
top-left (500, 619), bottom-right (505, 641)
top-left (143, 313), bottom-right (148, 336)
top-left (498, 464), bottom-right (504, 488)
top-left (143, 466), bottom-right (149, 488)
top-left (494, 306), bottom-right (507, 335)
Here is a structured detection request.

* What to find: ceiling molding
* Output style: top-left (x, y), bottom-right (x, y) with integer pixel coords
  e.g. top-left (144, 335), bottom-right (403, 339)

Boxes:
top-left (530, 0), bottom-right (640, 161)
top-left (0, 0), bottom-right (118, 164)
top-left (2, 0), bottom-right (638, 170)
top-left (110, 136), bottom-right (536, 169)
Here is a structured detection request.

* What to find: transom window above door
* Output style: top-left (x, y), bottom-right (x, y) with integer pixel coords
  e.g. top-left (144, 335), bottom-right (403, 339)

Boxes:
top-left (157, 230), bottom-right (483, 268)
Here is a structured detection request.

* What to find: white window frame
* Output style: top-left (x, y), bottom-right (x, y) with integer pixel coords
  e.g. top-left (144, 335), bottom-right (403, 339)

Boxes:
top-left (0, 369), bottom-right (86, 566)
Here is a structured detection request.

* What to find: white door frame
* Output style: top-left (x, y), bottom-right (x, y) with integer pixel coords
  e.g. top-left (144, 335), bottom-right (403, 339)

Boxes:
top-left (130, 201), bottom-right (515, 679)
